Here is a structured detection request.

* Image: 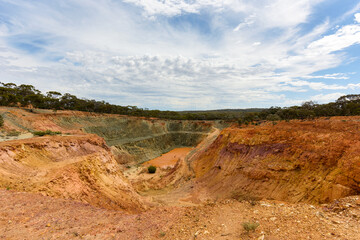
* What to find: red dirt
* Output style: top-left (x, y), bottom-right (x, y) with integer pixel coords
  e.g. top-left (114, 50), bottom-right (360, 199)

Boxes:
top-left (1, 189), bottom-right (359, 239)
top-left (0, 108), bottom-right (360, 239)
top-left (143, 147), bottom-right (193, 168)
top-left (191, 118), bottom-right (360, 204)
top-left (0, 134), bottom-right (145, 212)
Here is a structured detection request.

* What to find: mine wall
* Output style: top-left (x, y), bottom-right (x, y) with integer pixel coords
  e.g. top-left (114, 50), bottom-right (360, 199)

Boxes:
top-left (3, 107), bottom-right (360, 206)
top-left (0, 108), bottom-right (220, 165)
top-left (60, 116), bottom-right (215, 164)
top-left (191, 119), bottom-right (360, 204)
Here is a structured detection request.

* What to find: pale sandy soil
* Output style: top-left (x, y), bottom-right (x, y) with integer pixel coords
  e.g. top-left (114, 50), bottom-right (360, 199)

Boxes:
top-left (0, 132), bottom-right (33, 142)
top-left (1, 189), bottom-right (359, 240)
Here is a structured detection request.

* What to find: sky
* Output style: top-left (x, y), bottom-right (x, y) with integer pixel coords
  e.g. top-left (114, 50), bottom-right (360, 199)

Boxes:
top-left (0, 0), bottom-right (360, 110)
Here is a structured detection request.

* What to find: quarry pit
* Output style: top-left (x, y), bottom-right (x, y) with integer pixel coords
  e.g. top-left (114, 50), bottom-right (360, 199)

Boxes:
top-left (0, 107), bottom-right (360, 239)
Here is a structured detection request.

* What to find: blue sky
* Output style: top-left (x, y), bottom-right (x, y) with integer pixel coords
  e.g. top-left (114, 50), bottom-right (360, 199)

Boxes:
top-left (0, 0), bottom-right (360, 110)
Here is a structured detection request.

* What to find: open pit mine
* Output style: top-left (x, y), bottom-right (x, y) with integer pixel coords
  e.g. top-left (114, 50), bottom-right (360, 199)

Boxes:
top-left (0, 107), bottom-right (360, 239)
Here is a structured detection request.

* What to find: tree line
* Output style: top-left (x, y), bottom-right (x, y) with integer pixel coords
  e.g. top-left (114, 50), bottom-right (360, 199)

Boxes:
top-left (1, 82), bottom-right (360, 122)
top-left (237, 95), bottom-right (360, 125)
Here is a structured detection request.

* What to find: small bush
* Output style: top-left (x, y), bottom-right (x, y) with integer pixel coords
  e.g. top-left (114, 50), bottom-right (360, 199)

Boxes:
top-left (148, 165), bottom-right (157, 174)
top-left (0, 115), bottom-right (3, 127)
top-left (231, 191), bottom-right (260, 203)
top-left (7, 130), bottom-right (20, 137)
top-left (242, 222), bottom-right (259, 232)
top-left (33, 130), bottom-right (61, 136)
top-left (266, 113), bottom-right (281, 121)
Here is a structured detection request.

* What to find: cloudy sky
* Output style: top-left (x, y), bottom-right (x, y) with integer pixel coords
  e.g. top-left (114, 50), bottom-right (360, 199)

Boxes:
top-left (1, 0), bottom-right (360, 110)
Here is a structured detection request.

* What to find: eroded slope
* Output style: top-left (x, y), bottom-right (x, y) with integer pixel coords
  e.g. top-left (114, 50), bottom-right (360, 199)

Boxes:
top-left (192, 118), bottom-right (360, 203)
top-left (0, 107), bottom-right (216, 164)
top-left (0, 134), bottom-right (144, 212)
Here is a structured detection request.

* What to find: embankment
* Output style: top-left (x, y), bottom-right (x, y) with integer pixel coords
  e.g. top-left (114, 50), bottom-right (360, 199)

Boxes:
top-left (0, 107), bottom-right (217, 164)
top-left (0, 134), bottom-right (144, 212)
top-left (192, 118), bottom-right (360, 204)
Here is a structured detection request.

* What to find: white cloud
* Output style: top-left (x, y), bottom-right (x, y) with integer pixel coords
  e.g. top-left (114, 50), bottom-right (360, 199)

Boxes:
top-left (122, 0), bottom-right (224, 17)
top-left (233, 14), bottom-right (256, 31)
top-left (355, 13), bottom-right (360, 23)
top-left (307, 24), bottom-right (360, 54)
top-left (302, 73), bottom-right (349, 80)
top-left (0, 1), bottom-right (360, 110)
top-left (310, 93), bottom-right (345, 103)
top-left (289, 80), bottom-right (347, 90)
top-left (124, 0), bottom-right (325, 29)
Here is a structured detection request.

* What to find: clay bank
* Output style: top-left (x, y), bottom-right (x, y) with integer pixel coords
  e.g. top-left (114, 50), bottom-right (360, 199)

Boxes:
top-left (1, 106), bottom-right (360, 209)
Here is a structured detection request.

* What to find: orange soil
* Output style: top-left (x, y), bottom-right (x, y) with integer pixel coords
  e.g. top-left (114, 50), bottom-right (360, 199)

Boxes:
top-left (0, 134), bottom-right (145, 212)
top-left (191, 117), bottom-right (360, 204)
top-left (143, 147), bottom-right (193, 168)
top-left (1, 189), bottom-right (359, 239)
top-left (0, 108), bottom-right (360, 239)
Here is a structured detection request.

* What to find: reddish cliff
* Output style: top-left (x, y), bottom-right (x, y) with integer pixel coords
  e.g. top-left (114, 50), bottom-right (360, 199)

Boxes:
top-left (192, 118), bottom-right (360, 203)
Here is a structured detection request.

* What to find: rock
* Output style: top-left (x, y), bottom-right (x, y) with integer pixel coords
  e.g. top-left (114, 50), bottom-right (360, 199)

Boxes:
top-left (258, 235), bottom-right (265, 240)
top-left (260, 203), bottom-right (272, 207)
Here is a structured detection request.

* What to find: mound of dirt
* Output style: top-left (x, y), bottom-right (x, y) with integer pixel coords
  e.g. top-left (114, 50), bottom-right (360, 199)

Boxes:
top-left (0, 134), bottom-right (144, 212)
top-left (192, 118), bottom-right (360, 204)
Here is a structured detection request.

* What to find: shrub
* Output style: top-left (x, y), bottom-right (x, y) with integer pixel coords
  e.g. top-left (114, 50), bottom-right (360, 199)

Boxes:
top-left (148, 165), bottom-right (157, 174)
top-left (33, 130), bottom-right (61, 136)
top-left (231, 191), bottom-right (260, 203)
top-left (266, 113), bottom-right (281, 121)
top-left (7, 130), bottom-right (20, 136)
top-left (0, 115), bottom-right (3, 127)
top-left (242, 222), bottom-right (259, 232)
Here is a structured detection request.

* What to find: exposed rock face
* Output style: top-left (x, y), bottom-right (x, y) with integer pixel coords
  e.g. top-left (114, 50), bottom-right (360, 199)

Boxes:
top-left (192, 118), bottom-right (360, 203)
top-left (2, 106), bottom-right (360, 207)
top-left (0, 135), bottom-right (144, 212)
top-left (62, 116), bottom-right (213, 163)
top-left (0, 107), bottom-right (216, 163)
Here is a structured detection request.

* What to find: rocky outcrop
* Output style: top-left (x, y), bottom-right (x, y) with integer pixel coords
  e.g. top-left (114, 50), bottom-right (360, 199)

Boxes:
top-left (192, 118), bottom-right (360, 203)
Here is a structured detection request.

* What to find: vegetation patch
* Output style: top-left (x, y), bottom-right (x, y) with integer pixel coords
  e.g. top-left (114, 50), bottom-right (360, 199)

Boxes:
top-left (6, 130), bottom-right (21, 137)
top-left (33, 130), bottom-right (62, 136)
top-left (231, 191), bottom-right (260, 205)
top-left (242, 222), bottom-right (259, 232)
top-left (148, 165), bottom-right (157, 174)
